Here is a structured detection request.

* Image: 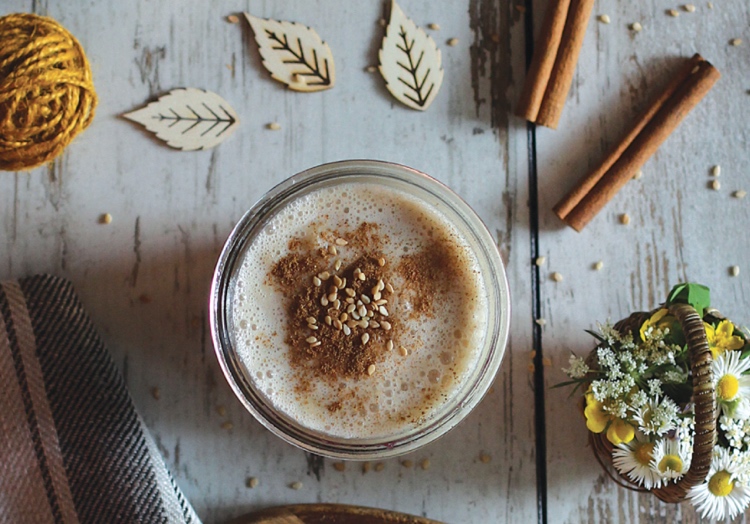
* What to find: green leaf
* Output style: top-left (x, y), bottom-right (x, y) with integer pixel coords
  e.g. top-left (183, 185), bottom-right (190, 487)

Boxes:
top-left (666, 282), bottom-right (710, 317)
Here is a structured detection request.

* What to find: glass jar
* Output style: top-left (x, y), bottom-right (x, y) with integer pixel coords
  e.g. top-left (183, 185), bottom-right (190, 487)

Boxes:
top-left (209, 160), bottom-right (510, 459)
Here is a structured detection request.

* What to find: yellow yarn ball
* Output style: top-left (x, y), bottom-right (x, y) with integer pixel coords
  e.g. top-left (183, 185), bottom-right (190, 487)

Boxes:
top-left (0, 13), bottom-right (97, 171)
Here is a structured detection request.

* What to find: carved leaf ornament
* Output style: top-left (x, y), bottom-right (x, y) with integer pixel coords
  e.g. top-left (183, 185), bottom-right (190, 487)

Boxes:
top-left (245, 13), bottom-right (335, 92)
top-left (123, 88), bottom-right (239, 150)
top-left (378, 0), bottom-right (444, 111)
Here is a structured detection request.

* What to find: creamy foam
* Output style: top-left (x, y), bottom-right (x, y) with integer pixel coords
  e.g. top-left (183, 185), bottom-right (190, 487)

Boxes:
top-left (230, 182), bottom-right (488, 439)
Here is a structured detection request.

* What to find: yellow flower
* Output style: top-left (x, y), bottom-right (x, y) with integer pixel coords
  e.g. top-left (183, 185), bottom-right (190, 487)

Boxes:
top-left (606, 418), bottom-right (635, 445)
top-left (584, 393), bottom-right (608, 433)
top-left (640, 308), bottom-right (672, 341)
top-left (705, 320), bottom-right (744, 359)
top-left (584, 393), bottom-right (635, 445)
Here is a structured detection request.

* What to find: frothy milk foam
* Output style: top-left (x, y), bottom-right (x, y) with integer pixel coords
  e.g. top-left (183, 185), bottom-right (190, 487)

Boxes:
top-left (231, 181), bottom-right (488, 439)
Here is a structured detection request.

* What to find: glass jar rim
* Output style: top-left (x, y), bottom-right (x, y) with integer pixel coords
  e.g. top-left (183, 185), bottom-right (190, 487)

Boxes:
top-left (209, 159), bottom-right (511, 459)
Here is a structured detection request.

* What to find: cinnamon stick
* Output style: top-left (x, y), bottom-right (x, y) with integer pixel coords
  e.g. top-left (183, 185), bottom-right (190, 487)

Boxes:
top-left (556, 55), bottom-right (720, 231)
top-left (516, 0), bottom-right (571, 122)
top-left (535, 0), bottom-right (596, 129)
top-left (516, 0), bottom-right (594, 128)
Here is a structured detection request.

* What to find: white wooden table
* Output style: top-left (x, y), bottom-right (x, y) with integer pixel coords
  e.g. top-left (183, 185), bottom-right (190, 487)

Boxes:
top-left (1, 1), bottom-right (748, 523)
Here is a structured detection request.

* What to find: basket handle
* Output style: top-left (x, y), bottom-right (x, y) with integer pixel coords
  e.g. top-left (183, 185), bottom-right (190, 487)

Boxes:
top-left (652, 302), bottom-right (716, 501)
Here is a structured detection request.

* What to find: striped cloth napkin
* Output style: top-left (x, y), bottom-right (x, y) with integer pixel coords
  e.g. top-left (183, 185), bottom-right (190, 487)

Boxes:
top-left (0, 275), bottom-right (199, 524)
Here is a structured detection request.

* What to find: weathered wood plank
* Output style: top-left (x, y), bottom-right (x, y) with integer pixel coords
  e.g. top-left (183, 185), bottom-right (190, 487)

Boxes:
top-left (1, 1), bottom-right (536, 523)
top-left (536, 0), bottom-right (750, 522)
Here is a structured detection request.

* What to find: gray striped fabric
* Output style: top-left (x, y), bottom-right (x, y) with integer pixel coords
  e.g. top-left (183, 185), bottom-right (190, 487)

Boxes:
top-left (0, 275), bottom-right (199, 524)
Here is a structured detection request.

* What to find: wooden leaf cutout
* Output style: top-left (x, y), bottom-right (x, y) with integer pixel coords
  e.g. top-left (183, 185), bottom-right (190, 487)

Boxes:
top-left (245, 13), bottom-right (335, 92)
top-left (123, 88), bottom-right (239, 151)
top-left (378, 0), bottom-right (444, 111)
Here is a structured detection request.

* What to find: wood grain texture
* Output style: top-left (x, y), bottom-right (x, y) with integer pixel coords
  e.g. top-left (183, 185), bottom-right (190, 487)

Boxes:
top-left (536, 0), bottom-right (750, 522)
top-left (1, 1), bottom-right (534, 523)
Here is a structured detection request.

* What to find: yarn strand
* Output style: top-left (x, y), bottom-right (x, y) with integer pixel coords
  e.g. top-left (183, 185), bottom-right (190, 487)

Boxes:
top-left (0, 13), bottom-right (97, 171)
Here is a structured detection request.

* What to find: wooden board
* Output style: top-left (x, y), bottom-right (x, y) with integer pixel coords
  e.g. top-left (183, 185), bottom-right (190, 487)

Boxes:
top-left (0, 1), bottom-right (535, 523)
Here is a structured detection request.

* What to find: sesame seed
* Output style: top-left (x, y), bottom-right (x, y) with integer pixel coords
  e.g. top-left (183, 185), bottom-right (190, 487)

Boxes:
top-left (535, 256), bottom-right (546, 266)
top-left (343, 324), bottom-right (351, 336)
top-left (367, 310), bottom-right (375, 318)
top-left (401, 459), bottom-right (413, 468)
top-left (367, 364), bottom-right (376, 375)
top-left (351, 311), bottom-right (361, 321)
top-left (346, 303), bottom-right (356, 313)
top-left (707, 1), bottom-right (713, 7)
top-left (221, 421), bottom-right (234, 430)
top-left (358, 272), bottom-right (366, 281)
top-left (324, 315), bottom-right (332, 326)
top-left (345, 288), bottom-right (356, 297)
top-left (362, 462), bottom-right (371, 473)
top-left (711, 165), bottom-right (721, 176)
top-left (733, 190), bottom-right (747, 199)
top-left (345, 297), bottom-right (354, 304)
top-left (387, 340), bottom-right (394, 351)
top-left (420, 458), bottom-right (431, 470)
top-left (328, 292), bottom-right (337, 302)
top-left (379, 306), bottom-right (389, 316)
top-left (551, 272), bottom-right (563, 282)
top-left (386, 283), bottom-right (394, 293)
top-left (306, 336), bottom-right (318, 344)
top-left (311, 341), bottom-right (321, 347)
top-left (339, 277), bottom-right (347, 289)
top-left (373, 291), bottom-right (382, 302)
top-left (479, 452), bottom-right (491, 463)
top-left (374, 462), bottom-right (385, 472)
top-left (333, 299), bottom-right (341, 310)
top-left (334, 319), bottom-right (343, 330)
top-left (365, 65), bottom-right (378, 73)
top-left (597, 14), bottom-right (611, 24)
top-left (711, 180), bottom-right (721, 191)
top-left (216, 405), bottom-right (227, 417)
top-left (399, 346), bottom-right (409, 356)
top-left (151, 387), bottom-right (161, 400)
top-left (361, 333), bottom-right (370, 345)
top-left (334, 259), bottom-right (342, 271)
top-left (333, 462), bottom-right (346, 472)
top-left (361, 295), bottom-right (371, 304)
top-left (267, 122), bottom-right (281, 130)
top-left (667, 9), bottom-right (679, 16)
top-left (226, 14), bottom-right (240, 23)
top-left (289, 481), bottom-right (303, 490)
top-left (246, 476), bottom-right (259, 488)
top-left (378, 257), bottom-right (386, 266)
top-left (370, 321), bottom-right (380, 328)
top-left (593, 260), bottom-right (604, 271)
top-left (318, 271), bottom-right (330, 280)
top-left (633, 169), bottom-right (643, 180)
top-left (306, 316), bottom-right (317, 324)
top-left (535, 318), bottom-right (546, 326)
top-left (730, 38), bottom-right (743, 46)
top-left (340, 313), bottom-right (349, 322)
top-left (360, 319), bottom-right (369, 329)
top-left (379, 18), bottom-right (386, 27)
top-left (427, 23), bottom-right (440, 30)
top-left (374, 299), bottom-right (387, 306)
top-left (381, 321), bottom-right (392, 331)
top-left (683, 4), bottom-right (696, 11)
top-left (100, 213), bottom-right (113, 224)
top-left (620, 213), bottom-right (631, 225)
top-left (377, 280), bottom-right (385, 291)
top-left (357, 305), bottom-right (367, 317)
top-left (320, 296), bottom-right (328, 306)
top-left (308, 324), bottom-right (318, 330)
top-left (335, 238), bottom-right (348, 246)
top-left (730, 265), bottom-right (740, 277)
top-left (312, 276), bottom-right (321, 287)
top-left (630, 22), bottom-right (643, 32)
top-left (447, 37), bottom-right (459, 46)
top-left (329, 245), bottom-right (338, 255)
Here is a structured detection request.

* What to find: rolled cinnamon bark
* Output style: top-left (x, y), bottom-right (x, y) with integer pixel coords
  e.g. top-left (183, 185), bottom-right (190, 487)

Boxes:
top-left (516, 0), bottom-right (571, 122)
top-left (556, 55), bottom-right (720, 231)
top-left (535, 0), bottom-right (596, 129)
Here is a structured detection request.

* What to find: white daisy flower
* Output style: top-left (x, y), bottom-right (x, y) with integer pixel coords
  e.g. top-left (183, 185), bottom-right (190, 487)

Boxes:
top-left (650, 436), bottom-right (690, 483)
top-left (612, 432), bottom-right (663, 489)
top-left (632, 396), bottom-right (679, 437)
top-left (712, 351), bottom-right (750, 417)
top-left (687, 447), bottom-right (750, 521)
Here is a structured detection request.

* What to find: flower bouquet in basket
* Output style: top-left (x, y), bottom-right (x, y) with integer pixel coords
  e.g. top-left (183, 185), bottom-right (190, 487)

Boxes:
top-left (560, 283), bottom-right (750, 520)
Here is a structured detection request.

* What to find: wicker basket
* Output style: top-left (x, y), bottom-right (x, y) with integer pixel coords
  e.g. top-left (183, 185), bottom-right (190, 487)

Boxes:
top-left (587, 302), bottom-right (717, 503)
